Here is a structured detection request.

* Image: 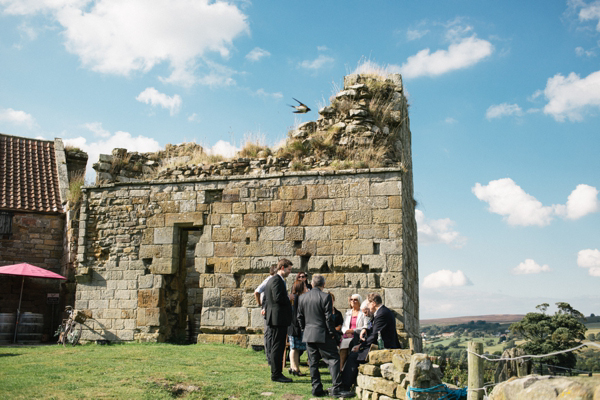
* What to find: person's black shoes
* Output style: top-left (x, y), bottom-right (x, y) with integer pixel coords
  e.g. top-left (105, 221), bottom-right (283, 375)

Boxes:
top-left (328, 387), bottom-right (356, 398)
top-left (271, 375), bottom-right (293, 383)
top-left (312, 389), bottom-right (327, 397)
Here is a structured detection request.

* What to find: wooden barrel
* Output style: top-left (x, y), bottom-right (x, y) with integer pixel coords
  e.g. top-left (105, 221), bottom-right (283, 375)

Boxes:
top-left (0, 313), bottom-right (16, 343)
top-left (17, 313), bottom-right (44, 344)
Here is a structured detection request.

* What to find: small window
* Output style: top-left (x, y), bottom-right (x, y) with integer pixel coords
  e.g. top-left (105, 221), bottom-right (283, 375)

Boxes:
top-left (0, 211), bottom-right (13, 237)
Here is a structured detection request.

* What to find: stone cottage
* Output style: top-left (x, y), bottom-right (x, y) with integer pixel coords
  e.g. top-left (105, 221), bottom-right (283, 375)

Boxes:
top-left (0, 133), bottom-right (87, 339)
top-left (74, 73), bottom-right (421, 351)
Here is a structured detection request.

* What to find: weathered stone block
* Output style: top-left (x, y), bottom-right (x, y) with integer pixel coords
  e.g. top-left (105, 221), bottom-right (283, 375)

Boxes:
top-left (359, 364), bottom-right (381, 377)
top-left (345, 273), bottom-right (368, 289)
top-left (206, 257), bottom-right (230, 273)
top-left (201, 307), bottom-right (225, 326)
top-left (203, 288), bottom-right (221, 307)
top-left (301, 212), bottom-right (323, 226)
top-left (359, 225), bottom-right (389, 239)
top-left (387, 255), bottom-right (403, 272)
top-left (317, 240), bottom-right (343, 255)
top-left (154, 227), bottom-right (178, 244)
top-left (290, 200), bottom-right (312, 212)
top-left (347, 210), bottom-right (372, 225)
top-left (379, 239), bottom-right (402, 255)
top-left (282, 212), bottom-right (301, 226)
top-left (197, 334), bottom-right (224, 344)
top-left (285, 227), bottom-right (304, 241)
top-left (360, 375), bottom-right (397, 397)
top-left (212, 202), bottom-right (232, 214)
top-left (329, 183), bottom-right (349, 198)
top-left (304, 226), bottom-right (330, 241)
top-left (214, 242), bottom-right (236, 257)
top-left (220, 214), bottom-right (242, 227)
top-left (224, 334), bottom-right (248, 348)
top-left (273, 241), bottom-right (295, 256)
top-left (215, 274), bottom-right (237, 288)
top-left (279, 185), bottom-right (306, 200)
top-left (381, 275), bottom-right (404, 289)
top-left (307, 185), bottom-right (328, 199)
top-left (250, 308), bottom-right (265, 328)
top-left (224, 307), bottom-right (248, 326)
top-left (343, 239), bottom-right (374, 255)
top-left (149, 259), bottom-right (178, 274)
top-left (324, 211), bottom-right (346, 225)
top-left (349, 181), bottom-right (369, 197)
top-left (391, 350), bottom-right (413, 373)
top-left (388, 196), bottom-right (402, 209)
top-left (231, 257), bottom-right (252, 273)
top-left (323, 273), bottom-right (345, 288)
top-left (371, 181), bottom-right (401, 196)
top-left (198, 273), bottom-right (214, 288)
top-left (333, 255), bottom-right (362, 271)
top-left (243, 213), bottom-right (264, 227)
top-left (307, 256), bottom-right (333, 272)
top-left (164, 212), bottom-right (204, 226)
top-left (369, 349), bottom-right (413, 365)
top-left (373, 209), bottom-right (402, 224)
top-left (331, 225), bottom-right (358, 240)
top-left (258, 226), bottom-right (284, 241)
top-left (231, 227), bottom-right (258, 242)
top-left (241, 242), bottom-right (273, 257)
top-left (212, 226), bottom-right (231, 242)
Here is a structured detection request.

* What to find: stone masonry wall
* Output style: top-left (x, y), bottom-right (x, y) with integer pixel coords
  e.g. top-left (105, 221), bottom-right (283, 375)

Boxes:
top-left (74, 168), bottom-right (419, 346)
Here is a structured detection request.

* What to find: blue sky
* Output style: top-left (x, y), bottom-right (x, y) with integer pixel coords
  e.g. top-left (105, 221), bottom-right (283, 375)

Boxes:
top-left (1, 0), bottom-right (599, 319)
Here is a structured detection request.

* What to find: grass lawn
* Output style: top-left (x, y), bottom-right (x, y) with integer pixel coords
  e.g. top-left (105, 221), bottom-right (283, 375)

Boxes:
top-left (0, 342), bottom-right (337, 399)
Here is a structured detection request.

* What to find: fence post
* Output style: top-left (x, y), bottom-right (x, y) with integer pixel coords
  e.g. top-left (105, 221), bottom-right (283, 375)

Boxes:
top-left (468, 341), bottom-right (484, 400)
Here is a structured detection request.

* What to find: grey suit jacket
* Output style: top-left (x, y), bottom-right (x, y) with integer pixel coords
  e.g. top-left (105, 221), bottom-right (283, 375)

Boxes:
top-left (297, 287), bottom-right (337, 344)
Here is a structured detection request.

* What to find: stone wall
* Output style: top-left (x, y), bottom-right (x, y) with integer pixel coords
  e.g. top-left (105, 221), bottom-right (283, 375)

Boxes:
top-left (74, 168), bottom-right (419, 346)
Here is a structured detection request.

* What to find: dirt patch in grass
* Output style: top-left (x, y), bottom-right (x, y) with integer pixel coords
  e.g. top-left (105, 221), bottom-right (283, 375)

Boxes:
top-left (152, 378), bottom-right (201, 398)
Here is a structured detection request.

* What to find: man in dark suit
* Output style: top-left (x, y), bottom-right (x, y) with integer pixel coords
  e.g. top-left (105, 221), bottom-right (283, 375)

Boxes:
top-left (264, 258), bottom-right (293, 383)
top-left (297, 275), bottom-right (355, 398)
top-left (341, 293), bottom-right (401, 390)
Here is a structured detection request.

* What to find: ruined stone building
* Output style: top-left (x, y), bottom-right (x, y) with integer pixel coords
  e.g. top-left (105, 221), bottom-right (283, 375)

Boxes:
top-left (74, 73), bottom-right (421, 350)
top-left (0, 134), bottom-right (87, 338)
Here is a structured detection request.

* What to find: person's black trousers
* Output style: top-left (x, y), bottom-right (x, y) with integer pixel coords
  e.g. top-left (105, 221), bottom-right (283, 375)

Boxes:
top-left (306, 336), bottom-right (342, 394)
top-left (269, 325), bottom-right (287, 379)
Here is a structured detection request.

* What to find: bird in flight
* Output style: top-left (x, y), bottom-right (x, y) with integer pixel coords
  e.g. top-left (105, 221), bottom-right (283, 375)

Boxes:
top-left (289, 98), bottom-right (311, 114)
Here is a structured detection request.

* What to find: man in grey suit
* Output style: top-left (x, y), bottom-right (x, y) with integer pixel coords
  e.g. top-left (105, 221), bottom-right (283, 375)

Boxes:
top-left (297, 275), bottom-right (355, 398)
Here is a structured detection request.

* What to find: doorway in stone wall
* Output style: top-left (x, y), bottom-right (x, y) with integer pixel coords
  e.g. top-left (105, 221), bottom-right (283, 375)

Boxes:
top-left (163, 226), bottom-right (202, 344)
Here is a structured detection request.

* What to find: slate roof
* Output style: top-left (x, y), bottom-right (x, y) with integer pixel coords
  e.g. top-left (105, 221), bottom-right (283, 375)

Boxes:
top-left (0, 133), bottom-right (63, 213)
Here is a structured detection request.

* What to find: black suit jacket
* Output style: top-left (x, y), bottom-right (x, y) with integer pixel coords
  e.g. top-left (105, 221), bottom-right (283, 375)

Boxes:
top-left (264, 274), bottom-right (292, 327)
top-left (362, 305), bottom-right (401, 349)
top-left (297, 287), bottom-right (337, 344)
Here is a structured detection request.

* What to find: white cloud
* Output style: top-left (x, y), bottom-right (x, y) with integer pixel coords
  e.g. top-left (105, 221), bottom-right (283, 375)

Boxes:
top-left (136, 87), bottom-right (182, 116)
top-left (65, 127), bottom-right (161, 181)
top-left (485, 103), bottom-right (523, 120)
top-left (473, 178), bottom-right (599, 226)
top-left (1, 0), bottom-right (249, 87)
top-left (538, 70), bottom-right (600, 122)
top-left (82, 121), bottom-right (110, 137)
top-left (512, 259), bottom-right (551, 275)
top-left (254, 88), bottom-right (283, 99)
top-left (423, 269), bottom-right (472, 289)
top-left (299, 54), bottom-right (334, 71)
top-left (407, 28), bottom-right (429, 41)
top-left (444, 117), bottom-right (457, 124)
top-left (577, 0), bottom-right (600, 31)
top-left (187, 113), bottom-right (199, 122)
top-left (472, 178), bottom-right (555, 226)
top-left (575, 46), bottom-right (596, 57)
top-left (400, 36), bottom-right (493, 79)
top-left (415, 209), bottom-right (467, 248)
top-left (555, 184), bottom-right (599, 219)
top-left (317, 45), bottom-right (329, 52)
top-left (0, 107), bottom-right (35, 128)
top-left (207, 140), bottom-right (239, 158)
top-left (577, 248), bottom-right (600, 277)
top-left (245, 47), bottom-right (270, 62)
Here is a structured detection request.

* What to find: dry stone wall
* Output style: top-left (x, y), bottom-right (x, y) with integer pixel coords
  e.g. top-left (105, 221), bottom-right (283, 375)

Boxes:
top-left (75, 168), bottom-right (419, 346)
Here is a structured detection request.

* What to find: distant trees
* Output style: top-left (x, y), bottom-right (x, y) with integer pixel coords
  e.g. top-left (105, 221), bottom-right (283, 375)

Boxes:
top-left (587, 333), bottom-right (596, 342)
top-left (510, 302), bottom-right (587, 369)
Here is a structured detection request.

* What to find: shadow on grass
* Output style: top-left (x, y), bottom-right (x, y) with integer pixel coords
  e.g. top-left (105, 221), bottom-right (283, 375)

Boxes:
top-left (0, 353), bottom-right (20, 357)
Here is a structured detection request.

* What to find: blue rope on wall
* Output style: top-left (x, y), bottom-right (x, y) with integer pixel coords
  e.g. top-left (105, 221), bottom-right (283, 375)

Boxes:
top-left (407, 384), bottom-right (468, 400)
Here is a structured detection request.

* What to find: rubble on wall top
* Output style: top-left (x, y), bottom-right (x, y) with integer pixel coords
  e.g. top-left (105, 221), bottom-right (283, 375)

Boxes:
top-left (92, 73), bottom-right (410, 186)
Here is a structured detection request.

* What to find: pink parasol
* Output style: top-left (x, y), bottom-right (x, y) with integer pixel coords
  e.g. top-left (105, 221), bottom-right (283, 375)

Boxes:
top-left (0, 263), bottom-right (66, 343)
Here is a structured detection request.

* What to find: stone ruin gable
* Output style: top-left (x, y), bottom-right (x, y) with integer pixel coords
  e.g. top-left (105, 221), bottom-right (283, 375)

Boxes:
top-left (91, 73), bottom-right (410, 184)
top-left (73, 168), bottom-right (419, 347)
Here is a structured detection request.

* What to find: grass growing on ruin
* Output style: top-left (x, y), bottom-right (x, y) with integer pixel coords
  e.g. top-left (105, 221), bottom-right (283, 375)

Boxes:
top-left (0, 342), bottom-right (336, 399)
